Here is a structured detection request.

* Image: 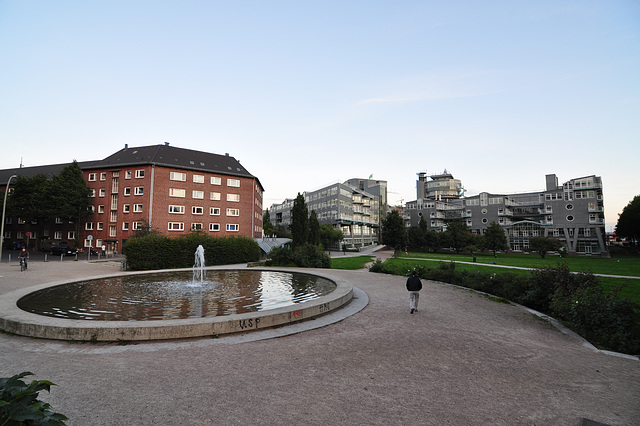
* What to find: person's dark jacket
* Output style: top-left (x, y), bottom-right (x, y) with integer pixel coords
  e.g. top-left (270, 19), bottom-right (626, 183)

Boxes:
top-left (406, 275), bottom-right (422, 291)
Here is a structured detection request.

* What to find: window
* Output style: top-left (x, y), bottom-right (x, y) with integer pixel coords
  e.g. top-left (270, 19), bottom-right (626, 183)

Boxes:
top-left (122, 222), bottom-right (129, 231)
top-left (99, 188), bottom-right (106, 197)
top-left (169, 205), bottom-right (185, 214)
top-left (566, 215), bottom-right (574, 221)
top-left (68, 231), bottom-right (75, 240)
top-left (226, 208), bottom-right (239, 216)
top-left (125, 170), bottom-right (132, 179)
top-left (209, 223), bottom-right (220, 232)
top-left (170, 188), bottom-right (186, 197)
top-left (109, 225), bottom-right (117, 237)
top-left (211, 176), bottom-right (221, 185)
top-left (210, 192), bottom-right (221, 201)
top-left (227, 178), bottom-right (240, 187)
top-left (226, 224), bottom-right (239, 232)
top-left (110, 211), bottom-right (117, 222)
top-left (132, 221), bottom-right (142, 230)
top-left (193, 174), bottom-right (204, 183)
top-left (191, 223), bottom-right (203, 231)
top-left (168, 222), bottom-right (184, 231)
top-left (97, 222), bottom-right (104, 231)
top-left (100, 172), bottom-right (107, 181)
top-left (54, 231), bottom-right (62, 240)
top-left (98, 205), bottom-right (105, 214)
top-left (192, 190), bottom-right (204, 199)
top-left (192, 206), bottom-right (204, 215)
top-left (55, 217), bottom-right (63, 224)
top-left (134, 204), bottom-right (143, 213)
top-left (170, 172), bottom-right (186, 181)
top-left (227, 194), bottom-right (240, 202)
top-left (123, 204), bottom-right (130, 213)
top-left (88, 173), bottom-right (96, 181)
top-left (124, 187), bottom-right (131, 196)
top-left (135, 170), bottom-right (145, 178)
top-left (90, 189), bottom-right (96, 197)
top-left (210, 207), bottom-right (220, 215)
top-left (85, 222), bottom-right (94, 230)
top-left (134, 187), bottom-right (144, 195)
top-left (566, 204), bottom-right (574, 210)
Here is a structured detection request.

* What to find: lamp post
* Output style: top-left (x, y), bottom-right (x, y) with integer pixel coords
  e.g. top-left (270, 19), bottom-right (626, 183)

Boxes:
top-left (0, 175), bottom-right (18, 263)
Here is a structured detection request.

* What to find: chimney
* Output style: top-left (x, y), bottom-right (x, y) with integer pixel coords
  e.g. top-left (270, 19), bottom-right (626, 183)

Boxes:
top-left (164, 142), bottom-right (170, 146)
top-left (124, 143), bottom-right (128, 149)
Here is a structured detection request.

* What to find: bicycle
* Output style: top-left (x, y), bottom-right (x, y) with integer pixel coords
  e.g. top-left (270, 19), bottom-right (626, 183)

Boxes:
top-left (19, 258), bottom-right (28, 271)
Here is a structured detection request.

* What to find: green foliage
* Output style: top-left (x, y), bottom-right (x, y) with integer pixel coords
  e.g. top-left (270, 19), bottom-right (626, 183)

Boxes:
top-left (319, 224), bottom-right (343, 250)
top-left (263, 210), bottom-right (274, 236)
top-left (483, 222), bottom-right (509, 254)
top-left (308, 210), bottom-right (320, 246)
top-left (0, 372), bottom-right (67, 425)
top-left (381, 210), bottom-right (406, 255)
top-left (331, 256), bottom-right (374, 270)
top-left (529, 236), bottom-right (562, 259)
top-left (370, 259), bottom-right (640, 354)
top-left (445, 220), bottom-right (471, 253)
top-left (615, 194), bottom-right (640, 246)
top-left (266, 243), bottom-right (331, 268)
top-left (122, 233), bottom-right (261, 270)
top-left (290, 193), bottom-right (309, 249)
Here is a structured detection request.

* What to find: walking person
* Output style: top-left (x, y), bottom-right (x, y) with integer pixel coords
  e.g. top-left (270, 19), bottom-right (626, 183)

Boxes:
top-left (406, 270), bottom-right (422, 314)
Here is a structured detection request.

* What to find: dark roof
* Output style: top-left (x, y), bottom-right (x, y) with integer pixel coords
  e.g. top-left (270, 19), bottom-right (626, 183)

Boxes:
top-left (1, 144), bottom-right (264, 190)
top-left (0, 161), bottom-right (97, 185)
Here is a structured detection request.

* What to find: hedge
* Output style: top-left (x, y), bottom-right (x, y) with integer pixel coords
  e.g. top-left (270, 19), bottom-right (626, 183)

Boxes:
top-left (122, 232), bottom-right (261, 270)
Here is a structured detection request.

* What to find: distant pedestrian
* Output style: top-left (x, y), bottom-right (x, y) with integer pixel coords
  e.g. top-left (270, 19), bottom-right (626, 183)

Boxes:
top-left (101, 244), bottom-right (106, 257)
top-left (406, 270), bottom-right (422, 314)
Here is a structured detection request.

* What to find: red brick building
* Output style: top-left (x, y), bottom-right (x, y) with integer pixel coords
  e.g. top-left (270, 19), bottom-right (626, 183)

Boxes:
top-left (1, 143), bottom-right (264, 254)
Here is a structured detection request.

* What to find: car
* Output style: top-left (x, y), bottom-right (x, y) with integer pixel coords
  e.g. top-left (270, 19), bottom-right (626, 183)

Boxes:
top-left (50, 244), bottom-right (77, 256)
top-left (2, 241), bottom-right (24, 250)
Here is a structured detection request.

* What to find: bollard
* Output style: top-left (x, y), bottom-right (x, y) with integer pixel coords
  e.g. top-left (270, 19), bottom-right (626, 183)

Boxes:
top-left (8, 254), bottom-right (11, 263)
top-left (44, 254), bottom-right (48, 262)
top-left (120, 260), bottom-right (127, 270)
top-left (60, 254), bottom-right (64, 262)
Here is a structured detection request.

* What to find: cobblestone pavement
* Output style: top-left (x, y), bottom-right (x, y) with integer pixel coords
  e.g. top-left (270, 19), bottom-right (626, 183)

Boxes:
top-left (0, 255), bottom-right (638, 425)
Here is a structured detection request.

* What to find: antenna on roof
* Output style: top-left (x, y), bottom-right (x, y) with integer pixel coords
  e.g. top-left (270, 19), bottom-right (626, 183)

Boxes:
top-left (164, 142), bottom-right (170, 146)
top-left (20, 157), bottom-right (23, 168)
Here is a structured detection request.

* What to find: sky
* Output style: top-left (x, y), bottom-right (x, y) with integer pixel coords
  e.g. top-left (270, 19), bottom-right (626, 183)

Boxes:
top-left (1, 1), bottom-right (638, 232)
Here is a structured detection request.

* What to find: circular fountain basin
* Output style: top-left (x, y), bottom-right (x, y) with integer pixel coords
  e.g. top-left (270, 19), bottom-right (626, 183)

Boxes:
top-left (0, 268), bottom-right (353, 342)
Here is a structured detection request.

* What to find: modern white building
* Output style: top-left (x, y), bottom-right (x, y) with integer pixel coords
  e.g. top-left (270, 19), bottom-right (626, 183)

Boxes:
top-left (406, 172), bottom-right (607, 256)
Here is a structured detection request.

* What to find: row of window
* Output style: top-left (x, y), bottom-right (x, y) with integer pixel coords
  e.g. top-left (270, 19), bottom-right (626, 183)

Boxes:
top-left (91, 187), bottom-right (144, 197)
top-left (88, 170), bottom-right (145, 181)
top-left (168, 188), bottom-right (240, 201)
top-left (169, 172), bottom-right (240, 187)
top-left (168, 206), bottom-right (239, 216)
top-left (168, 223), bottom-right (239, 232)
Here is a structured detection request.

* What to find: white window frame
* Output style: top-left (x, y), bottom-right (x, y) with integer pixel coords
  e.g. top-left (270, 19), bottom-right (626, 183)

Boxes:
top-left (210, 176), bottom-right (221, 185)
top-left (193, 174), bottom-right (205, 183)
top-left (125, 170), bottom-right (132, 179)
top-left (210, 192), bottom-right (221, 201)
top-left (227, 194), bottom-right (240, 202)
top-left (85, 222), bottom-right (94, 230)
top-left (191, 223), bottom-right (203, 231)
top-left (170, 172), bottom-right (187, 181)
top-left (227, 178), bottom-right (240, 187)
top-left (170, 188), bottom-right (186, 198)
top-left (124, 187), bottom-right (131, 196)
top-left (122, 222), bottom-right (129, 231)
top-left (88, 173), bottom-right (96, 182)
top-left (192, 206), bottom-right (204, 215)
top-left (226, 208), bottom-right (239, 216)
top-left (192, 190), bottom-right (204, 199)
top-left (168, 222), bottom-right (184, 231)
top-left (99, 188), bottom-right (106, 197)
top-left (169, 205), bottom-right (185, 214)
top-left (226, 224), bottom-right (239, 232)
top-left (210, 207), bottom-right (220, 215)
top-left (209, 223), bottom-right (220, 232)
top-left (133, 204), bottom-right (143, 213)
top-left (123, 204), bottom-right (130, 213)
top-left (135, 170), bottom-right (145, 178)
top-left (100, 172), bottom-right (107, 181)
top-left (134, 187), bottom-right (144, 195)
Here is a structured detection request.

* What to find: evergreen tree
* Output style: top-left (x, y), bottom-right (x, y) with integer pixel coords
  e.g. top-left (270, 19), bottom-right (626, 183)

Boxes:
top-left (445, 220), bottom-right (471, 253)
top-left (615, 195), bottom-right (640, 247)
top-left (50, 161), bottom-right (92, 247)
top-left (381, 209), bottom-right (406, 256)
top-left (529, 236), bottom-right (562, 258)
top-left (263, 210), bottom-right (274, 236)
top-left (483, 221), bottom-right (509, 255)
top-left (308, 210), bottom-right (320, 246)
top-left (290, 193), bottom-right (309, 249)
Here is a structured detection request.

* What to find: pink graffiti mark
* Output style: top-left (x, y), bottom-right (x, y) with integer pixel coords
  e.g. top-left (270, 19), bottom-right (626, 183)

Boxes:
top-left (292, 310), bottom-right (301, 319)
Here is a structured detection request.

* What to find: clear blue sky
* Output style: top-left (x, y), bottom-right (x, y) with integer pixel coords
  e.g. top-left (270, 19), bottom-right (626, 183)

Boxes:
top-left (1, 1), bottom-right (638, 231)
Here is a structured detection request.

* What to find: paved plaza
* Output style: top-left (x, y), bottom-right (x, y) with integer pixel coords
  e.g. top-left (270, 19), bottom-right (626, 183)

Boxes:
top-left (0, 251), bottom-right (638, 425)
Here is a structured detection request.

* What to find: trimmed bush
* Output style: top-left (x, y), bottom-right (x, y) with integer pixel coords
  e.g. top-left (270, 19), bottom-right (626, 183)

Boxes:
top-left (266, 243), bottom-right (331, 268)
top-left (122, 232), bottom-right (260, 270)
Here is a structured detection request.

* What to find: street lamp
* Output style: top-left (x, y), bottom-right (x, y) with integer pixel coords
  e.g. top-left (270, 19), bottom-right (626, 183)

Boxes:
top-left (0, 174), bottom-right (18, 263)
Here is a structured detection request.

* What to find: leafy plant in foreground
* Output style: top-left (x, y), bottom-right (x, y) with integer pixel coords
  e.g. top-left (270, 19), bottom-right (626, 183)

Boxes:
top-left (0, 372), bottom-right (67, 425)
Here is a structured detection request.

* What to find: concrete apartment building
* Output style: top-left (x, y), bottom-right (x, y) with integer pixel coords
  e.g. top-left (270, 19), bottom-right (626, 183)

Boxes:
top-left (406, 171), bottom-right (607, 256)
top-left (1, 143), bottom-right (264, 254)
top-left (268, 178), bottom-right (387, 249)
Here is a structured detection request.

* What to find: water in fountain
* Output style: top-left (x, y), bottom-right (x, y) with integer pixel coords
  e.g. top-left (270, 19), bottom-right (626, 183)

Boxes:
top-left (193, 245), bottom-right (205, 284)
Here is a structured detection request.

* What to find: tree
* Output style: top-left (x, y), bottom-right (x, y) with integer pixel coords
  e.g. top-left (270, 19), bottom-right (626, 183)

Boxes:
top-left (445, 221), bottom-right (471, 253)
top-left (381, 210), bottom-right (406, 256)
top-left (425, 229), bottom-right (447, 253)
top-left (319, 224), bottom-right (343, 250)
top-left (308, 210), bottom-right (320, 245)
top-left (483, 221), bottom-right (509, 255)
top-left (49, 161), bottom-right (93, 247)
top-left (263, 210), bottom-right (274, 236)
top-left (529, 236), bottom-right (562, 258)
top-left (407, 226), bottom-right (425, 251)
top-left (290, 193), bottom-right (309, 249)
top-left (615, 195), bottom-right (640, 247)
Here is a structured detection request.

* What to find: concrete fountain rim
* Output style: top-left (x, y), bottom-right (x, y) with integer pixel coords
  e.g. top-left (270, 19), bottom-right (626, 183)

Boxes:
top-left (0, 267), bottom-right (354, 342)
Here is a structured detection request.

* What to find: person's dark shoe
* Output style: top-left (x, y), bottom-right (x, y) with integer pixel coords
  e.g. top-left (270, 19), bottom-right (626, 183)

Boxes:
top-left (410, 309), bottom-right (414, 314)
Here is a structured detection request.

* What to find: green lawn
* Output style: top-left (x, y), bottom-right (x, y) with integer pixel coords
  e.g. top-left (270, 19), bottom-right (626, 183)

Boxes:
top-left (400, 251), bottom-right (640, 277)
top-left (386, 255), bottom-right (640, 304)
top-left (331, 256), bottom-right (374, 270)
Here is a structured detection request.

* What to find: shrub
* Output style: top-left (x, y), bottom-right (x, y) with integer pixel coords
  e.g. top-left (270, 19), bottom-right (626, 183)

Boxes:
top-left (122, 233), bottom-right (260, 270)
top-left (266, 244), bottom-right (331, 268)
top-left (1, 372), bottom-right (67, 425)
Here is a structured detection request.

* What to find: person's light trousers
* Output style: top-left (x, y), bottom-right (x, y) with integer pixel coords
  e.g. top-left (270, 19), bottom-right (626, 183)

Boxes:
top-left (409, 291), bottom-right (420, 311)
